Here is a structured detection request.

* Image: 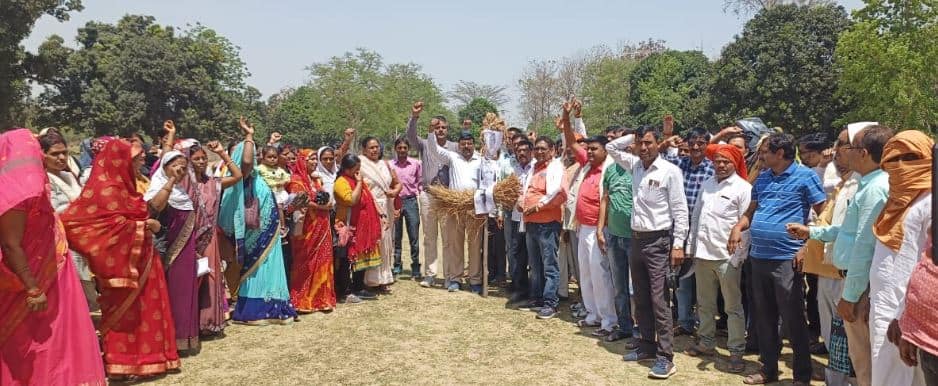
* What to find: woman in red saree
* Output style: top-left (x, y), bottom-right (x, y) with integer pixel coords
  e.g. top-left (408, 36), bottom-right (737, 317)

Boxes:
top-left (61, 139), bottom-right (180, 379)
top-left (0, 129), bottom-right (106, 385)
top-left (287, 149), bottom-right (336, 313)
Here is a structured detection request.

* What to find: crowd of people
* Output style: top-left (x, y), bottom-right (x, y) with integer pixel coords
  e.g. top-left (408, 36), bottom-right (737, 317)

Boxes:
top-left (0, 98), bottom-right (937, 385)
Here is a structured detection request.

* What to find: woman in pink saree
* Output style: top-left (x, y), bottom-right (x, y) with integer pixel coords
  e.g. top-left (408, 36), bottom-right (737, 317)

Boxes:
top-left (0, 128), bottom-right (106, 385)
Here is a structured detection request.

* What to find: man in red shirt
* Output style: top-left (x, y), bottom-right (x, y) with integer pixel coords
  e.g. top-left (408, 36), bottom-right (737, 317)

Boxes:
top-left (560, 103), bottom-right (618, 336)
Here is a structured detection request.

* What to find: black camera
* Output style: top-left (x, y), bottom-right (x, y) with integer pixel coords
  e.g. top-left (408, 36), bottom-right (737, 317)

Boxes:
top-left (314, 191), bottom-right (330, 206)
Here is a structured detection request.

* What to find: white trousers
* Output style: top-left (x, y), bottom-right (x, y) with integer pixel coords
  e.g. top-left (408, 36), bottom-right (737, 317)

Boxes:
top-left (577, 225), bottom-right (617, 330)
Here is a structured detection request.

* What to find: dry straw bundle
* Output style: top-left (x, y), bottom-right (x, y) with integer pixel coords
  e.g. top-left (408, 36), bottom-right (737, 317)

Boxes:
top-left (426, 175), bottom-right (522, 223)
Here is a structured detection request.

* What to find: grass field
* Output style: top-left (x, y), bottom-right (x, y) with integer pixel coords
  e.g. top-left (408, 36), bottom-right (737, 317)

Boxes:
top-left (144, 233), bottom-right (827, 385)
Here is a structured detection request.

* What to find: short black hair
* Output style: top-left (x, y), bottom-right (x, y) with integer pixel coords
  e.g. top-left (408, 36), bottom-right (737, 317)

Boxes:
top-left (534, 136), bottom-right (554, 149)
top-left (763, 133), bottom-right (797, 160)
top-left (859, 125), bottom-right (894, 164)
top-left (604, 125), bottom-right (620, 134)
top-left (507, 127), bottom-right (524, 136)
top-left (635, 125), bottom-right (661, 142)
top-left (393, 137), bottom-right (410, 148)
top-left (432, 115), bottom-right (448, 123)
top-left (584, 135), bottom-right (609, 146)
top-left (684, 127), bottom-right (710, 142)
top-left (458, 132), bottom-right (474, 142)
top-left (797, 132), bottom-right (830, 152)
top-left (515, 138), bottom-right (533, 150)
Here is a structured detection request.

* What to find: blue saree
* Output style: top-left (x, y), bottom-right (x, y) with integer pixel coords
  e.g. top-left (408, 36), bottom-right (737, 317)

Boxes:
top-left (219, 142), bottom-right (297, 324)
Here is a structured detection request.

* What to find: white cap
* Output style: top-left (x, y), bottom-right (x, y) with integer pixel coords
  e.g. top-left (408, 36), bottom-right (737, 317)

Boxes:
top-left (847, 122), bottom-right (878, 144)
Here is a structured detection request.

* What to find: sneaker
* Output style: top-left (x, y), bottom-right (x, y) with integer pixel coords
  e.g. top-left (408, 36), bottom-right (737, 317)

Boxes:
top-left (392, 266), bottom-right (403, 275)
top-left (420, 277), bottom-right (434, 288)
top-left (518, 300), bottom-right (544, 312)
top-left (469, 284), bottom-right (483, 295)
top-left (622, 350), bottom-right (655, 362)
top-left (536, 306), bottom-right (558, 319)
top-left (648, 358), bottom-right (676, 379)
top-left (569, 302), bottom-right (583, 312)
top-left (339, 294), bottom-right (362, 304)
top-left (447, 282), bottom-right (460, 292)
top-left (354, 290), bottom-right (377, 300)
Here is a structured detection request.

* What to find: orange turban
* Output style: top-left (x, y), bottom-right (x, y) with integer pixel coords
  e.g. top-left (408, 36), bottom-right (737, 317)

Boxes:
top-left (705, 144), bottom-right (748, 181)
top-left (873, 130), bottom-right (933, 251)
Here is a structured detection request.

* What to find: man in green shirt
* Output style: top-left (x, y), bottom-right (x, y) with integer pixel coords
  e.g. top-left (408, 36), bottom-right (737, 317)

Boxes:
top-left (597, 126), bottom-right (635, 343)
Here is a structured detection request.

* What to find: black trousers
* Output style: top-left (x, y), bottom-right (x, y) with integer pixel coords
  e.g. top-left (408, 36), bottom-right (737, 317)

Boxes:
top-left (750, 259), bottom-right (812, 382)
top-left (629, 233), bottom-right (673, 362)
top-left (805, 273), bottom-right (821, 342)
top-left (334, 246), bottom-right (365, 296)
top-left (487, 218), bottom-right (506, 281)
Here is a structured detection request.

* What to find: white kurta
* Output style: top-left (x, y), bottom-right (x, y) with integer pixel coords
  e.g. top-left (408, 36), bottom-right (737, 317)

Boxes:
top-left (869, 194), bottom-right (930, 386)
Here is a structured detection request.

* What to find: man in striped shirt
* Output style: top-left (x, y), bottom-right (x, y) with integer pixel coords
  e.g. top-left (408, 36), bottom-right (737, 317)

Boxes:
top-left (730, 133), bottom-right (826, 385)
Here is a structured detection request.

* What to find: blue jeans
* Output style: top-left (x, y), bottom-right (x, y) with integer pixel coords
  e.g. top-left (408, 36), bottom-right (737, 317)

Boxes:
top-left (508, 220), bottom-right (529, 295)
top-left (677, 274), bottom-right (697, 330)
top-left (525, 222), bottom-right (561, 308)
top-left (393, 196), bottom-right (420, 275)
top-left (607, 233), bottom-right (635, 335)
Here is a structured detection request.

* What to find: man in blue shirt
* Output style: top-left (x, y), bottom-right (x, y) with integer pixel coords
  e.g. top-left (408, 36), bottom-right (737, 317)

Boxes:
top-left (730, 133), bottom-right (826, 385)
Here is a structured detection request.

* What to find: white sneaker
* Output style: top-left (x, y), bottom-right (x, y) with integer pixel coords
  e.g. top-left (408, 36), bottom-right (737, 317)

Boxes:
top-left (420, 277), bottom-right (434, 288)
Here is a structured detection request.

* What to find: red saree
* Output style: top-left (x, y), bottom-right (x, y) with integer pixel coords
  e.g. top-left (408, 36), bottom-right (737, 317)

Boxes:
top-left (287, 150), bottom-right (336, 312)
top-left (61, 139), bottom-right (180, 376)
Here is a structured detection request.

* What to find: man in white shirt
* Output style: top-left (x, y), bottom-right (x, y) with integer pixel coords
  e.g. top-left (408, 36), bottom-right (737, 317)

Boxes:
top-left (684, 144), bottom-right (752, 373)
top-left (429, 132), bottom-right (482, 292)
top-left (606, 126), bottom-right (689, 379)
top-left (407, 101), bottom-right (459, 288)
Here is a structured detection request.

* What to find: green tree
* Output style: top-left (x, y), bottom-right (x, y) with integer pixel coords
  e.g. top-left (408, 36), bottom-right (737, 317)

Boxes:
top-left (709, 3), bottom-right (851, 137)
top-left (458, 97), bottom-right (498, 128)
top-left (580, 55), bottom-right (639, 130)
top-left (628, 50), bottom-right (712, 129)
top-left (32, 15), bottom-right (260, 139)
top-left (836, 0), bottom-right (938, 132)
top-left (266, 48), bottom-right (449, 148)
top-left (0, 0), bottom-right (83, 129)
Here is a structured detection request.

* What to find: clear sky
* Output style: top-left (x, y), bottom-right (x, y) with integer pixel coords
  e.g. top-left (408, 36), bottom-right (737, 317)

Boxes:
top-left (24, 0), bottom-right (865, 122)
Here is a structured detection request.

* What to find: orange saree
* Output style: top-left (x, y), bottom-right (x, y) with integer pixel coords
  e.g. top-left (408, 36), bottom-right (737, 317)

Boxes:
top-left (61, 139), bottom-right (180, 376)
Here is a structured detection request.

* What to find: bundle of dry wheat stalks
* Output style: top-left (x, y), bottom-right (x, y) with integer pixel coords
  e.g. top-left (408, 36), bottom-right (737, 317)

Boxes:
top-left (425, 175), bottom-right (521, 228)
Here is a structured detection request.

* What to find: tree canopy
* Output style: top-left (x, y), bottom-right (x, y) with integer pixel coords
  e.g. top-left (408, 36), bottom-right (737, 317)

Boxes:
top-left (0, 0), bottom-right (83, 129)
top-left (709, 3), bottom-right (852, 137)
top-left (32, 15), bottom-right (260, 139)
top-left (264, 48), bottom-right (449, 148)
top-left (836, 0), bottom-right (938, 132)
top-left (629, 50), bottom-right (713, 130)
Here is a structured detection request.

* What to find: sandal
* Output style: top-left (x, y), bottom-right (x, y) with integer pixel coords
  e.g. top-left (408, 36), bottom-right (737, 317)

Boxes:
top-left (576, 319), bottom-right (600, 328)
top-left (743, 371), bottom-right (778, 385)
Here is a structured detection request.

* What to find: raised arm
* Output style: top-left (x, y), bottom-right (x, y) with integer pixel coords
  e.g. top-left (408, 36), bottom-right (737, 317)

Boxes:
top-left (335, 128), bottom-right (355, 160)
top-left (206, 140), bottom-right (243, 190)
top-left (605, 134), bottom-right (639, 170)
top-left (161, 120), bottom-right (177, 155)
top-left (407, 101), bottom-right (425, 153)
top-left (239, 116), bottom-right (256, 177)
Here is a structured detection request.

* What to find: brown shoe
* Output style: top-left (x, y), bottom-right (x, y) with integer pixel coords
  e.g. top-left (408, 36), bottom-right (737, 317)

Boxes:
top-left (684, 344), bottom-right (715, 357)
